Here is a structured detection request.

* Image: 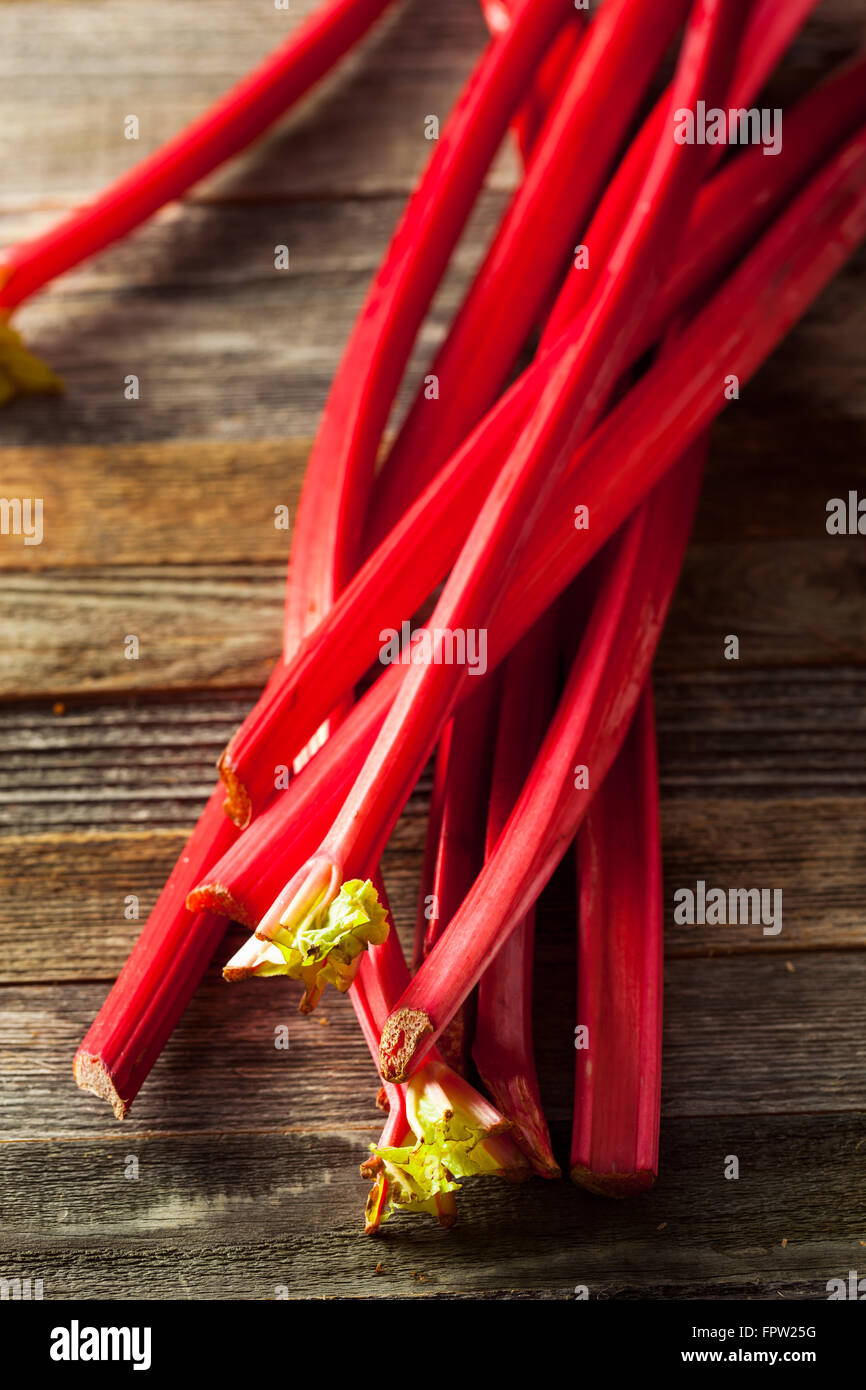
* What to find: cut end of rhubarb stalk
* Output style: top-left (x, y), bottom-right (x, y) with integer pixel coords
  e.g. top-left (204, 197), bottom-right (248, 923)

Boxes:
top-left (218, 747), bottom-right (252, 830)
top-left (570, 1163), bottom-right (657, 1198)
top-left (222, 932), bottom-right (289, 982)
top-left (0, 314), bottom-right (63, 406)
top-left (186, 881), bottom-right (254, 926)
top-left (227, 869), bottom-right (390, 1011)
top-left (378, 1007), bottom-right (433, 1082)
top-left (73, 1050), bottom-right (128, 1121)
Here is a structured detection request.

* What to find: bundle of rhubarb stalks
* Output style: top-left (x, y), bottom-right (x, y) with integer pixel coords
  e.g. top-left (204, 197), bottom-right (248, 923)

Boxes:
top-left (10, 0), bottom-right (857, 1229)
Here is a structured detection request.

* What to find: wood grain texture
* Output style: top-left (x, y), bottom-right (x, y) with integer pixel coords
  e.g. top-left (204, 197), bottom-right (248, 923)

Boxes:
top-left (4, 669), bottom-right (866, 818)
top-left (1, 0), bottom-right (865, 1302)
top-left (0, 405), bottom-right (864, 573)
top-left (2, 792), bottom-right (866, 985)
top-left (0, 197), bottom-right (508, 447)
top-left (2, 533), bottom-right (865, 695)
top-left (0, 0), bottom-right (517, 207)
top-left (3, 947), bottom-right (866, 1142)
top-left (0, 441), bottom-right (304, 570)
top-left (0, 564), bottom-right (284, 696)
top-left (0, 1114), bottom-right (864, 1298)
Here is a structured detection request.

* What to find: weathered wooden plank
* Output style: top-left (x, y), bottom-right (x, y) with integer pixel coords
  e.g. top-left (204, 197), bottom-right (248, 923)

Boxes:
top-left (0, 1114), bottom-right (863, 1299)
top-left (660, 797), bottom-right (866, 954)
top-left (0, 190), bottom-right (509, 298)
top-left (3, 949), bottom-right (866, 1141)
top-left (0, 944), bottom-right (402, 1140)
top-left (0, 440), bottom-right (303, 570)
top-left (654, 667), bottom-right (866, 767)
top-left (1, 185), bottom-right (508, 447)
top-left (0, 564), bottom-right (284, 696)
top-left (2, 788), bottom-right (865, 985)
top-left (698, 410), bottom-right (866, 543)
top-left (658, 540), bottom-right (866, 671)
top-left (0, 692), bottom-right (245, 828)
top-left (4, 669), bottom-right (866, 820)
top-left (3, 529), bottom-right (865, 696)
top-left (1, 274), bottom-right (451, 448)
top-left (2, 265), bottom-right (441, 447)
top-left (0, 0), bottom-right (515, 207)
top-left (2, 241), bottom-right (864, 448)
top-left (2, 406), bottom-right (865, 573)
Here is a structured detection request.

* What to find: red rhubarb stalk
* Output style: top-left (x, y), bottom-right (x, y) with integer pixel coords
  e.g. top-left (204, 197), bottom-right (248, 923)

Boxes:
top-left (222, 0), bottom-right (750, 997)
top-left (73, 783), bottom-right (253, 1116)
top-left (216, 49), bottom-right (866, 813)
top-left (560, 1), bottom-right (814, 1194)
top-left (571, 685), bottom-right (664, 1196)
top-left (415, 680), bottom-right (500, 966)
top-left (477, 1), bottom-right (584, 162)
top-left (199, 124), bottom-right (866, 943)
top-left (373, 0), bottom-right (693, 527)
top-left (201, 0), bottom-right (575, 931)
top-left (268, 0), bottom-right (575, 991)
top-left (473, 610), bottom-right (561, 1177)
top-left (405, 0), bottom-right (568, 1085)
top-left (374, 0), bottom-right (815, 531)
top-left (377, 103), bottom-right (866, 1066)
top-left (73, 0), bottom-right (564, 1112)
top-left (268, 0), bottom-right (573, 996)
top-left (411, 724), bottom-right (453, 972)
top-left (378, 443), bottom-right (707, 1082)
top-left (542, 0), bottom-right (821, 346)
top-left (405, 0), bottom-right (565, 989)
top-left (221, 0), bottom-right (574, 818)
top-left (412, 675), bottom-right (501, 1072)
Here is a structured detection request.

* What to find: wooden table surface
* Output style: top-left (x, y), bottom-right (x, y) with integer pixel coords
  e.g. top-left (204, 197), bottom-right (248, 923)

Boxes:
top-left (2, 0), bottom-right (866, 1301)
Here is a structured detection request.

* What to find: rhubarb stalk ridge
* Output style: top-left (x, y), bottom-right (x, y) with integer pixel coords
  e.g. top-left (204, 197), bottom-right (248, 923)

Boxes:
top-left (0, 312), bottom-right (63, 406)
top-left (223, 862), bottom-right (389, 1011)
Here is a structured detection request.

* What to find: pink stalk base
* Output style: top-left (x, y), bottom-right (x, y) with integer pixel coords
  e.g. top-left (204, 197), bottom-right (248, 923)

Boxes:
top-left (73, 783), bottom-right (243, 1116)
